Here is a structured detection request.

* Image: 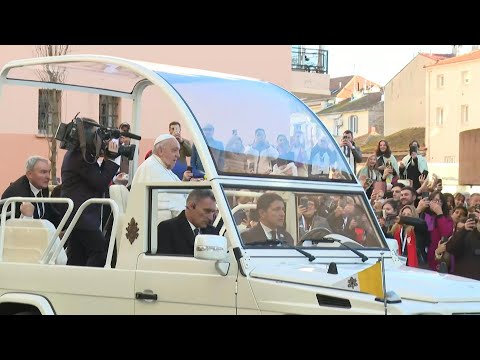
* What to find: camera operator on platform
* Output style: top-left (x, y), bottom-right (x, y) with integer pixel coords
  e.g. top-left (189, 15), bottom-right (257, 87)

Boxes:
top-left (60, 117), bottom-right (121, 267)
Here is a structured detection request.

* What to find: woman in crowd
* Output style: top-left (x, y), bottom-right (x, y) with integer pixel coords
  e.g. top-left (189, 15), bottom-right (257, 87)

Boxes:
top-left (357, 154), bottom-right (382, 198)
top-left (375, 140), bottom-right (399, 188)
top-left (425, 191), bottom-right (454, 271)
top-left (399, 140), bottom-right (428, 191)
top-left (392, 205), bottom-right (429, 268)
top-left (378, 198), bottom-right (400, 238)
top-left (454, 192), bottom-right (466, 208)
top-left (434, 205), bottom-right (468, 273)
top-left (443, 193), bottom-right (455, 215)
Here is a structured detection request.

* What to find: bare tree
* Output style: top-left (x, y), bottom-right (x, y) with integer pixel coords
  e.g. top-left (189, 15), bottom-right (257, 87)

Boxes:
top-left (35, 45), bottom-right (70, 185)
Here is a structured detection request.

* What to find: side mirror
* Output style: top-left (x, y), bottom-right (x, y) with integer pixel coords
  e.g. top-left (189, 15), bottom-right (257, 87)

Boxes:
top-left (194, 235), bottom-right (227, 261)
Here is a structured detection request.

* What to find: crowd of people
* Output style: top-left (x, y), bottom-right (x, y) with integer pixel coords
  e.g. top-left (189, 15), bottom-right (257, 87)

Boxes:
top-left (2, 120), bottom-right (480, 283)
top-left (353, 135), bottom-right (480, 281)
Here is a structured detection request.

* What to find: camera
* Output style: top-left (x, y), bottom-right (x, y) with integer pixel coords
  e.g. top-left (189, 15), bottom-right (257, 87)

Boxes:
top-left (55, 116), bottom-right (141, 162)
top-left (409, 145), bottom-right (418, 154)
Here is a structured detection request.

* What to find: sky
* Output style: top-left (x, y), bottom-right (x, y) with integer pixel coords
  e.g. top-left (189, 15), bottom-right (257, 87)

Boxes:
top-left (324, 45), bottom-right (461, 86)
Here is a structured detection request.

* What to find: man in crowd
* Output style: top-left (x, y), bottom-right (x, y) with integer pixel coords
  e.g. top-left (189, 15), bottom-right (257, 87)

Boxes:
top-left (157, 189), bottom-right (218, 256)
top-left (242, 192), bottom-right (294, 246)
top-left (1, 155), bottom-right (60, 227)
top-left (340, 130), bottom-right (362, 173)
top-left (169, 121), bottom-right (192, 165)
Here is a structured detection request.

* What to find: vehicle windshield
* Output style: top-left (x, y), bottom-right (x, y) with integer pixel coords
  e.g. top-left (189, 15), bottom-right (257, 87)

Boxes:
top-left (222, 186), bottom-right (386, 250)
top-left (156, 71), bottom-right (354, 182)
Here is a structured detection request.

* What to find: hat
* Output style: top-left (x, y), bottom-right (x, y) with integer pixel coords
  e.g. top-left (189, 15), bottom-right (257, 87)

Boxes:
top-left (202, 123), bottom-right (214, 130)
top-left (154, 134), bottom-right (177, 146)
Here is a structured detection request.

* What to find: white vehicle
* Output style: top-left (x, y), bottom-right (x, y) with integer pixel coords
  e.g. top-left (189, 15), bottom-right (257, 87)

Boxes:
top-left (0, 54), bottom-right (479, 315)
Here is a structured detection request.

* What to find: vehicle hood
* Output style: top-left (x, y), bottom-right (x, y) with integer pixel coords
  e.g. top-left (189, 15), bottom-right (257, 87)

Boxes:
top-left (249, 262), bottom-right (480, 303)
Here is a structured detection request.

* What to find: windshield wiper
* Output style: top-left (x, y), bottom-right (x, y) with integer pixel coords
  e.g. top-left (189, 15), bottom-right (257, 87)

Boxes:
top-left (314, 237), bottom-right (368, 262)
top-left (246, 240), bottom-right (316, 262)
top-left (277, 239), bottom-right (316, 262)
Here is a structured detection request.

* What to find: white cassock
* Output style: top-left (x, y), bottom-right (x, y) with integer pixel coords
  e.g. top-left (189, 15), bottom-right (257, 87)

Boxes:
top-left (132, 154), bottom-right (186, 222)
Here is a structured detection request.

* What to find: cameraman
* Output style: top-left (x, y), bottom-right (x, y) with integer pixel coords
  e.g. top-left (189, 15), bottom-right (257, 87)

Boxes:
top-left (340, 130), bottom-right (362, 173)
top-left (60, 118), bottom-right (120, 267)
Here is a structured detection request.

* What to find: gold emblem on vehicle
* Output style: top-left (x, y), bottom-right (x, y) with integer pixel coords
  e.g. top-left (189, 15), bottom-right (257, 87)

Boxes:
top-left (126, 218), bottom-right (139, 244)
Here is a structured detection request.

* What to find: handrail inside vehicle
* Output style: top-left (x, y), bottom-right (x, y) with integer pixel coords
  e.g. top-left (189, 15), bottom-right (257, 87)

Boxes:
top-left (0, 197), bottom-right (74, 262)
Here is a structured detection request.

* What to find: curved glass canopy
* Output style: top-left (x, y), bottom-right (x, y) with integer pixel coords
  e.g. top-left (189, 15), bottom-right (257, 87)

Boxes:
top-left (156, 71), bottom-right (354, 182)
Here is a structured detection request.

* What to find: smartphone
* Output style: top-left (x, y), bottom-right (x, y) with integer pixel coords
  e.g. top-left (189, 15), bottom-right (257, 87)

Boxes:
top-left (422, 170), bottom-right (429, 177)
top-left (386, 160), bottom-right (392, 168)
top-left (186, 166), bottom-right (193, 172)
top-left (421, 192), bottom-right (429, 199)
top-left (440, 236), bottom-right (449, 244)
top-left (300, 198), bottom-right (308, 208)
top-left (468, 213), bottom-right (477, 223)
top-left (437, 178), bottom-right (442, 186)
top-left (409, 145), bottom-right (418, 154)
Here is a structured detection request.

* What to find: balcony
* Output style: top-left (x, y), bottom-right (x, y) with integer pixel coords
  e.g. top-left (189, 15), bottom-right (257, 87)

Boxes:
top-left (291, 47), bottom-right (330, 99)
top-left (291, 48), bottom-right (328, 74)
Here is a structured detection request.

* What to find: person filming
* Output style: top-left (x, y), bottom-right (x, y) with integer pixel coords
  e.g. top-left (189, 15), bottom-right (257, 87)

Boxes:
top-left (60, 117), bottom-right (121, 267)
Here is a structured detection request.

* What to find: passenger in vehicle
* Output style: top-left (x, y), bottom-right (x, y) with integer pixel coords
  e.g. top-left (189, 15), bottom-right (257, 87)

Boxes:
top-left (242, 192), bottom-right (294, 246)
top-left (157, 189), bottom-right (218, 256)
top-left (244, 128), bottom-right (279, 174)
top-left (1, 155), bottom-right (61, 227)
top-left (133, 134), bottom-right (193, 222)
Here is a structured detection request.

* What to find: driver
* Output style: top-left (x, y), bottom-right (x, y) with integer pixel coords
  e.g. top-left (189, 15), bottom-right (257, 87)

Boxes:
top-left (242, 192), bottom-right (294, 246)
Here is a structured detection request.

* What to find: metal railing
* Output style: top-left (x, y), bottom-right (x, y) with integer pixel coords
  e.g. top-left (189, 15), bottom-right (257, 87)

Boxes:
top-left (291, 48), bottom-right (328, 74)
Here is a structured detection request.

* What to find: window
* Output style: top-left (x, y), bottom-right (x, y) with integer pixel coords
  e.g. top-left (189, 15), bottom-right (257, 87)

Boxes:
top-left (38, 89), bottom-right (61, 135)
top-left (436, 107), bottom-right (444, 126)
top-left (436, 74), bottom-right (444, 88)
top-left (461, 105), bottom-right (469, 124)
top-left (99, 95), bottom-right (120, 128)
top-left (348, 115), bottom-right (358, 134)
top-left (462, 71), bottom-right (471, 85)
top-left (150, 186), bottom-right (217, 256)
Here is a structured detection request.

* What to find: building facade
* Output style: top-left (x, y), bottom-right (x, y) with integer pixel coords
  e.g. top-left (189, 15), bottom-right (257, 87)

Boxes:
top-left (0, 45), bottom-right (330, 191)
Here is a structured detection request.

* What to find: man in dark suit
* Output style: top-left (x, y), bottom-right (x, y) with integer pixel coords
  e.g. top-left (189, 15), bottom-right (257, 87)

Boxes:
top-left (157, 189), bottom-right (218, 256)
top-left (61, 118), bottom-right (120, 267)
top-left (242, 192), bottom-right (294, 246)
top-left (1, 156), bottom-right (60, 227)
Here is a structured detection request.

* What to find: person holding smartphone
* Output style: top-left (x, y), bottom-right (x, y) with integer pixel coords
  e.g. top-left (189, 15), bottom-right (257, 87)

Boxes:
top-left (399, 140), bottom-right (428, 191)
top-left (340, 130), bottom-right (362, 173)
top-left (440, 203), bottom-right (480, 280)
